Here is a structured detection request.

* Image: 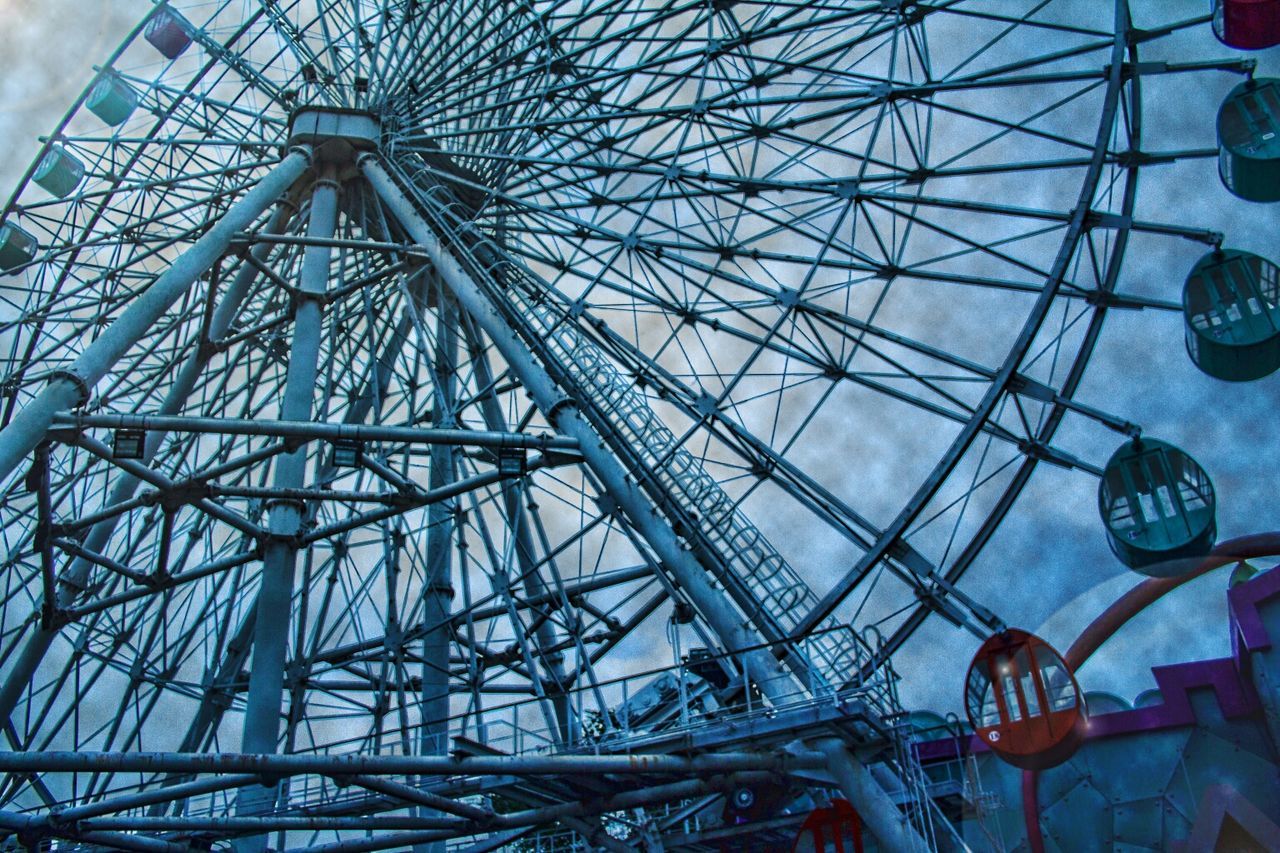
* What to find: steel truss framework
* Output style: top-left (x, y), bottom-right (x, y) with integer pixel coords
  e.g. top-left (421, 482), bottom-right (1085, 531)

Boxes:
top-left (0, 1), bottom-right (1252, 851)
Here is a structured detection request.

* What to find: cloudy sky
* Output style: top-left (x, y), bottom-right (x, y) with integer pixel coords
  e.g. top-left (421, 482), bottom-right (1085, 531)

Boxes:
top-left (0, 0), bottom-right (1277, 722)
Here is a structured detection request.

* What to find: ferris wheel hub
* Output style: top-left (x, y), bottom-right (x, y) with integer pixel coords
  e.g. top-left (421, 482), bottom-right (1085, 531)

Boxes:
top-left (286, 108), bottom-right (381, 164)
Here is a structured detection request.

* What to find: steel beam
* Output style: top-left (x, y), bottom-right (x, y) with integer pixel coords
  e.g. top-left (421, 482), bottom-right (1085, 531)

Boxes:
top-left (0, 810), bottom-right (192, 853)
top-left (150, 307), bottom-right (424, 813)
top-left (0, 750), bottom-right (823, 775)
top-left (239, 168), bottom-right (338, 755)
top-left (52, 412), bottom-right (577, 451)
top-left (283, 771), bottom-right (776, 853)
top-left (417, 284), bottom-right (457, 853)
top-left (348, 775), bottom-right (491, 822)
top-left (56, 774), bottom-right (260, 822)
top-left (465, 324), bottom-right (575, 743)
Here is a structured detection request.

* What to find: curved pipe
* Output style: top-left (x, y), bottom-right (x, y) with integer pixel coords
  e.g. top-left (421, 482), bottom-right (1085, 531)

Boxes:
top-left (1022, 531), bottom-right (1280, 852)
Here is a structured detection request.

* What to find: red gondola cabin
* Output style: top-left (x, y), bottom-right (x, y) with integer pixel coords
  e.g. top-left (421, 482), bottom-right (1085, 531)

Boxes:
top-left (1213, 0), bottom-right (1280, 49)
top-left (792, 799), bottom-right (863, 853)
top-left (964, 629), bottom-right (1086, 770)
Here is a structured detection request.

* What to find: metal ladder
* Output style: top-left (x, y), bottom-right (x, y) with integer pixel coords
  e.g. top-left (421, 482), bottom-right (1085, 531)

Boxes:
top-left (394, 159), bottom-right (881, 701)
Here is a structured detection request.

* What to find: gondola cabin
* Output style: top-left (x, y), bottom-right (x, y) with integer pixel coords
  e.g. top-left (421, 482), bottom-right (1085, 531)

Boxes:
top-left (1218, 78), bottom-right (1280, 202)
top-left (1183, 249), bottom-right (1280, 381)
top-left (144, 8), bottom-right (193, 59)
top-left (1098, 438), bottom-right (1216, 576)
top-left (791, 799), bottom-right (863, 853)
top-left (1213, 0), bottom-right (1280, 49)
top-left (86, 74), bottom-right (138, 127)
top-left (32, 146), bottom-right (85, 199)
top-left (0, 222), bottom-right (38, 273)
top-left (964, 629), bottom-right (1085, 771)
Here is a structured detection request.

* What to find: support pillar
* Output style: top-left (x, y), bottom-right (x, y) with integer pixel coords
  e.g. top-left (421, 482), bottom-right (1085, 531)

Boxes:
top-left (415, 283), bottom-right (457, 853)
top-left (240, 167), bottom-right (338, 754)
top-left (156, 312), bottom-right (420, 814)
top-left (233, 167), bottom-right (338, 848)
top-left (361, 158), bottom-right (927, 853)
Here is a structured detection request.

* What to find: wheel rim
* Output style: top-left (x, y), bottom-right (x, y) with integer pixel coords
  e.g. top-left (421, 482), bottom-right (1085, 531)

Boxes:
top-left (0, 1), bottom-right (1242, 848)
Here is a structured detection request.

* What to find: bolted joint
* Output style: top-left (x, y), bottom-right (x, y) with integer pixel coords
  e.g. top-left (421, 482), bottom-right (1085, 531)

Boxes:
top-left (158, 478), bottom-right (210, 511)
top-left (289, 287), bottom-right (330, 314)
top-left (426, 581), bottom-right (456, 599)
top-left (287, 144), bottom-right (316, 166)
top-left (311, 173), bottom-right (341, 193)
top-left (141, 569), bottom-right (172, 590)
top-left (196, 337), bottom-right (220, 361)
top-left (544, 396), bottom-right (578, 424)
top-left (208, 687), bottom-right (235, 712)
top-left (40, 602), bottom-right (71, 632)
top-left (263, 497), bottom-right (307, 542)
top-left (48, 368), bottom-right (92, 408)
top-left (262, 529), bottom-right (305, 548)
top-left (914, 582), bottom-right (968, 628)
top-left (281, 435), bottom-right (310, 454)
top-left (1016, 439), bottom-right (1083, 470)
top-left (46, 806), bottom-right (71, 830)
top-left (228, 232), bottom-right (253, 255)
top-left (16, 828), bottom-right (52, 852)
top-left (256, 772), bottom-right (284, 789)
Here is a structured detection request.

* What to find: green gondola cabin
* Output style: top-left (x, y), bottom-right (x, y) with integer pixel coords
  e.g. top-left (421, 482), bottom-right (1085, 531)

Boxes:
top-left (0, 222), bottom-right (37, 272)
top-left (1098, 438), bottom-right (1216, 575)
top-left (86, 74), bottom-right (138, 127)
top-left (32, 145), bottom-right (85, 199)
top-left (1183, 249), bottom-right (1280, 381)
top-left (1218, 78), bottom-right (1280, 201)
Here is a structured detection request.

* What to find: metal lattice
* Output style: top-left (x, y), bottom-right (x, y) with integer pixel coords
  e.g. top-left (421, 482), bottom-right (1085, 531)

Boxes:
top-left (0, 2), bottom-right (1260, 851)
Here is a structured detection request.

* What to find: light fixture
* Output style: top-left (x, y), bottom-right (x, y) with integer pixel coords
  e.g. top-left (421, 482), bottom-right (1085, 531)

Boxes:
top-left (497, 446), bottom-right (527, 477)
top-left (331, 439), bottom-right (363, 468)
top-left (112, 428), bottom-right (146, 460)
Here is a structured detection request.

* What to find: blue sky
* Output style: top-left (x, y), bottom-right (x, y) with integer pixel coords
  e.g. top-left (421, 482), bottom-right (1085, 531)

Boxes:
top-left (0, 0), bottom-right (1277, 720)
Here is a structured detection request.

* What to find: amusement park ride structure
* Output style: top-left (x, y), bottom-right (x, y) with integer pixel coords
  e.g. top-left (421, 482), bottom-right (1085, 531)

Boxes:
top-left (0, 1), bottom-right (1278, 851)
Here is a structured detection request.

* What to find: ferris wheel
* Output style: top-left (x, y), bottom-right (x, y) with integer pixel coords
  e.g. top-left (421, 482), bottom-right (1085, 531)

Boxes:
top-left (0, 1), bottom-right (1276, 851)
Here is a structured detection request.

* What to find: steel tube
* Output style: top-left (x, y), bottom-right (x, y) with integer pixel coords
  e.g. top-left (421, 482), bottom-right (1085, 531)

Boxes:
top-left (467, 331), bottom-right (574, 745)
top-left (147, 313), bottom-right (423, 814)
top-left (417, 287), bottom-right (457, 853)
top-left (53, 774), bottom-right (260, 821)
top-left (285, 771), bottom-right (774, 853)
top-left (52, 412), bottom-right (578, 450)
top-left (0, 750), bottom-right (824, 775)
top-left (490, 773), bottom-right (765, 829)
top-left (347, 775), bottom-right (491, 822)
top-left (232, 232), bottom-right (425, 255)
top-left (282, 830), bottom-right (455, 853)
top-left (84, 816), bottom-right (464, 832)
top-left (0, 810), bottom-right (192, 853)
